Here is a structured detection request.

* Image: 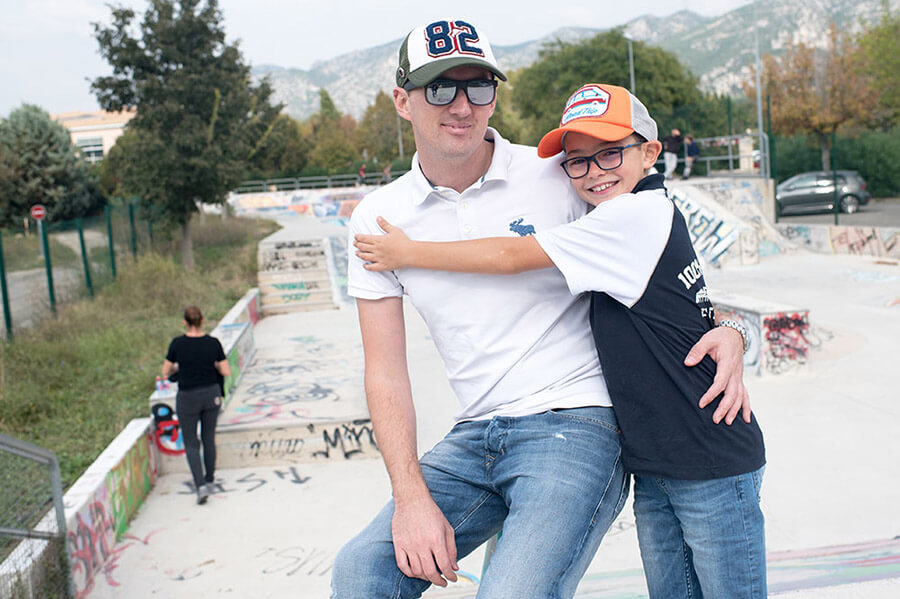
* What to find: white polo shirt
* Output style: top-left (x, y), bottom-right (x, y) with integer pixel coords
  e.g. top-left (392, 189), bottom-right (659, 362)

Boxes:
top-left (348, 128), bottom-right (612, 422)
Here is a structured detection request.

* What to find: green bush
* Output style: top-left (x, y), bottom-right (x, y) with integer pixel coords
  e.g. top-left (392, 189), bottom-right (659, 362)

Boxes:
top-left (772, 128), bottom-right (900, 196)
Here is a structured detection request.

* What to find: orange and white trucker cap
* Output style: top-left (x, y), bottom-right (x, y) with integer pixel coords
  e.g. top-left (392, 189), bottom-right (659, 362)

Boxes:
top-left (537, 84), bottom-right (658, 158)
top-left (396, 19), bottom-right (507, 88)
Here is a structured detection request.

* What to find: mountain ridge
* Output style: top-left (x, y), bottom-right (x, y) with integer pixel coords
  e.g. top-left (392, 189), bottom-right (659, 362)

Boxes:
top-left (253, 0), bottom-right (899, 120)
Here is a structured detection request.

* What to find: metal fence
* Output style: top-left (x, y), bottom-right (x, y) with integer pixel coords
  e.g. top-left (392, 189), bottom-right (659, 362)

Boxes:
top-left (0, 433), bottom-right (74, 599)
top-left (0, 199), bottom-right (160, 340)
top-left (234, 170), bottom-right (410, 194)
top-left (654, 133), bottom-right (770, 180)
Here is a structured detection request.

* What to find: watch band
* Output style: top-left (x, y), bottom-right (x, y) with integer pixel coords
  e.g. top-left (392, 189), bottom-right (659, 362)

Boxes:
top-left (717, 319), bottom-right (750, 354)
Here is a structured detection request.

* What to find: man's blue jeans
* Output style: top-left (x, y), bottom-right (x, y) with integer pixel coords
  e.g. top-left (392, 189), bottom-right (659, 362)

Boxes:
top-left (331, 407), bottom-right (628, 599)
top-left (633, 467), bottom-right (766, 599)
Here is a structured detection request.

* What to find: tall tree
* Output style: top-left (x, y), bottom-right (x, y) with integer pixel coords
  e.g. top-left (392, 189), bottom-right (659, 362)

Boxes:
top-left (751, 24), bottom-right (876, 170)
top-left (356, 91), bottom-right (414, 165)
top-left (246, 113), bottom-right (311, 178)
top-left (306, 90), bottom-right (359, 172)
top-left (92, 0), bottom-right (281, 268)
top-left (512, 30), bottom-right (703, 145)
top-left (0, 104), bottom-right (104, 228)
top-left (857, 5), bottom-right (900, 129)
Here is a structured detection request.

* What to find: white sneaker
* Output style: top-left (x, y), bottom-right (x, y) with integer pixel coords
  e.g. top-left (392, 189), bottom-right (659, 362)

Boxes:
top-left (196, 484), bottom-right (210, 505)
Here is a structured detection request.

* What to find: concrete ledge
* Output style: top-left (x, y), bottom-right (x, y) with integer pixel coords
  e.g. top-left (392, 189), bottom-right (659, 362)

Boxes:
top-left (776, 223), bottom-right (900, 259)
top-left (713, 291), bottom-right (811, 376)
top-left (0, 419), bottom-right (159, 599)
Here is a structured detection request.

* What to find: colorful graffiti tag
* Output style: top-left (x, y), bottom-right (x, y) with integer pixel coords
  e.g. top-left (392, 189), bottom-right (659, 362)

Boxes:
top-left (66, 424), bottom-right (159, 598)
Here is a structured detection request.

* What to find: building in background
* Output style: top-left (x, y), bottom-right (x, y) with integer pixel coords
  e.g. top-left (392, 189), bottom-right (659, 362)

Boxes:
top-left (52, 109), bottom-right (135, 163)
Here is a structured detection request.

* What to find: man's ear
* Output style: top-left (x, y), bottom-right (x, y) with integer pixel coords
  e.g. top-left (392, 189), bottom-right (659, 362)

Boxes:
top-left (642, 140), bottom-right (663, 168)
top-left (393, 87), bottom-right (413, 122)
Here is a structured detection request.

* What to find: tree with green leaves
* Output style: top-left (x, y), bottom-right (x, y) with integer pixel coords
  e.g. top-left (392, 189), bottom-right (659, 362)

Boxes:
top-left (752, 25), bottom-right (876, 170)
top-left (511, 30), bottom-right (704, 145)
top-left (0, 104), bottom-right (104, 228)
top-left (857, 5), bottom-right (900, 129)
top-left (92, 0), bottom-right (281, 268)
top-left (356, 91), bottom-right (414, 166)
top-left (306, 89), bottom-right (360, 173)
top-left (245, 113), bottom-right (312, 179)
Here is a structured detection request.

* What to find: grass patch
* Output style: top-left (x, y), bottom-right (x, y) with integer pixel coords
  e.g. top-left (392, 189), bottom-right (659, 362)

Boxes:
top-left (1, 233), bottom-right (79, 272)
top-left (0, 215), bottom-right (278, 486)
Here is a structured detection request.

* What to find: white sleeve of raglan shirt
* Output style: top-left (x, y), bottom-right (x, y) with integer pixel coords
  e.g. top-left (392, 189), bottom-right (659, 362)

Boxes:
top-left (534, 190), bottom-right (674, 308)
top-left (346, 199), bottom-right (404, 300)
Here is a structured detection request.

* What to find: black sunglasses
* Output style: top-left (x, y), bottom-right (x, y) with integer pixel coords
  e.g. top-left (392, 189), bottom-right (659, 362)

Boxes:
top-left (405, 78), bottom-right (498, 106)
top-left (560, 143), bottom-right (642, 179)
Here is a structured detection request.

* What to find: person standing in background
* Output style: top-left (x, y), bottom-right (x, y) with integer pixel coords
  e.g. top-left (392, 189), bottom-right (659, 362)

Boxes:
top-left (682, 134), bottom-right (700, 179)
top-left (662, 128), bottom-right (682, 179)
top-left (162, 305), bottom-right (230, 505)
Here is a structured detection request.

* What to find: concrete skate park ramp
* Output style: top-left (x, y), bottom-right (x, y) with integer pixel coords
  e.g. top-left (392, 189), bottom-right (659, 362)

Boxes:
top-left (667, 177), bottom-right (789, 268)
top-left (155, 217), bottom-right (377, 476)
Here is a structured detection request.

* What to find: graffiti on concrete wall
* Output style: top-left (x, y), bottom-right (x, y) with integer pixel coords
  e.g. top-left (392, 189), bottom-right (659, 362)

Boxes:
top-left (777, 224), bottom-right (900, 259)
top-left (230, 188), bottom-right (366, 218)
top-left (671, 190), bottom-right (740, 264)
top-left (221, 335), bottom-right (360, 428)
top-left (762, 312), bottom-right (810, 374)
top-left (67, 429), bottom-right (158, 598)
top-left (233, 419), bottom-right (378, 462)
top-left (328, 236), bottom-right (351, 304)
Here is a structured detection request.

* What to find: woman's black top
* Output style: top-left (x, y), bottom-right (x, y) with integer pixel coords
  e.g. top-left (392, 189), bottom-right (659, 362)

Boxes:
top-left (165, 335), bottom-right (226, 391)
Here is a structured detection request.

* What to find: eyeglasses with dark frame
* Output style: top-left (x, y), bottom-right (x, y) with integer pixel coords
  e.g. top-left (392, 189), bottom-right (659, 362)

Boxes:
top-left (560, 143), bottom-right (643, 179)
top-left (404, 78), bottom-right (498, 106)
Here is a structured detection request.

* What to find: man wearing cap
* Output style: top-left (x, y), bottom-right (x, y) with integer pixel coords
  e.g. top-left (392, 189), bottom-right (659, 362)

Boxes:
top-left (331, 19), bottom-right (748, 599)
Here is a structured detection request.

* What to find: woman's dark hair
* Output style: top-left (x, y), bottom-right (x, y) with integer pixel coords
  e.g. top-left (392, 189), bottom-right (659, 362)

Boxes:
top-left (184, 305), bottom-right (203, 327)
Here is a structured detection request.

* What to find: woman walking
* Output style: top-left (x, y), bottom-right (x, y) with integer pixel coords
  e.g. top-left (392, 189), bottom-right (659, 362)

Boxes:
top-left (162, 305), bottom-right (230, 504)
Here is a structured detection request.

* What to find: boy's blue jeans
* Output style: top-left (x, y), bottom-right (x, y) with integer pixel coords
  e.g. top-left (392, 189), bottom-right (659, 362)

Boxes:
top-left (633, 467), bottom-right (766, 599)
top-left (331, 406), bottom-right (628, 599)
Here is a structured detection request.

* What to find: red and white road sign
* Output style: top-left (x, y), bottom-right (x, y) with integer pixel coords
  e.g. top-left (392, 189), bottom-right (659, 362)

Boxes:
top-left (30, 204), bottom-right (47, 221)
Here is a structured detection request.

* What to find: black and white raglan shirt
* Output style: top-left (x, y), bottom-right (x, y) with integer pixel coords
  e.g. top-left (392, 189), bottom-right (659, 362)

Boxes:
top-left (535, 174), bottom-right (765, 480)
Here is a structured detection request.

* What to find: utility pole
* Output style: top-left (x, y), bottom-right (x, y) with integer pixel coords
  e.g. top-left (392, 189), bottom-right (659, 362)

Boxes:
top-left (753, 0), bottom-right (768, 180)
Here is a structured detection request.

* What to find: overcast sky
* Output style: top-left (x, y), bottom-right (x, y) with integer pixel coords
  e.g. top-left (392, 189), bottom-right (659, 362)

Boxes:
top-left (0, 0), bottom-right (752, 116)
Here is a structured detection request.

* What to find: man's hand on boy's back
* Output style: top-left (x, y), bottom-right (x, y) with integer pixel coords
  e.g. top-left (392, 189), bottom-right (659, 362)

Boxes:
top-left (684, 326), bottom-right (751, 425)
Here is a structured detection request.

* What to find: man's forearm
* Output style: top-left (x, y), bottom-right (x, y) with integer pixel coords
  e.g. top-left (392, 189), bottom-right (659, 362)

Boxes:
top-left (365, 370), bottom-right (430, 501)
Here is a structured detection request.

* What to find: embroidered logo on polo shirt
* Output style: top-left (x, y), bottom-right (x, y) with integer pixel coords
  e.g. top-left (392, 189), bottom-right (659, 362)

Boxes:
top-left (509, 218), bottom-right (535, 236)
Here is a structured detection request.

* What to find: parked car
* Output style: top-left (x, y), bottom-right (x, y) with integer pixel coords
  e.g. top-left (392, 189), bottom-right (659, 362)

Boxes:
top-left (775, 171), bottom-right (870, 215)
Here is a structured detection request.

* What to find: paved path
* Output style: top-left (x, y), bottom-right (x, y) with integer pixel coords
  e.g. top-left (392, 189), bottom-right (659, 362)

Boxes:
top-left (86, 233), bottom-right (900, 597)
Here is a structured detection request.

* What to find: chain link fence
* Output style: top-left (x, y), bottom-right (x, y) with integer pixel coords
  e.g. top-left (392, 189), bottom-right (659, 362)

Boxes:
top-left (0, 433), bottom-right (73, 599)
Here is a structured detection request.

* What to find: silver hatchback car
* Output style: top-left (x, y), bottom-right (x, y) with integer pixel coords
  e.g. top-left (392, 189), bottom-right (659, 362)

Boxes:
top-left (776, 170), bottom-right (870, 215)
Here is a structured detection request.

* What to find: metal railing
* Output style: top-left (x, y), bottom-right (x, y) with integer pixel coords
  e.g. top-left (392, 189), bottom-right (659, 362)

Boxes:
top-left (655, 134), bottom-right (770, 179)
top-left (234, 170), bottom-right (410, 194)
top-left (0, 433), bottom-right (74, 599)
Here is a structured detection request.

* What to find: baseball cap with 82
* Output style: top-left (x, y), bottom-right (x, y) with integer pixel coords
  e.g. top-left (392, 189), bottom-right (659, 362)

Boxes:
top-left (397, 19), bottom-right (507, 88)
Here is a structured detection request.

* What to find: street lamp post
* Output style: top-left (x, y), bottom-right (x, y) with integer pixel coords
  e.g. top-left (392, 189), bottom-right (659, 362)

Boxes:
top-left (626, 36), bottom-right (636, 95)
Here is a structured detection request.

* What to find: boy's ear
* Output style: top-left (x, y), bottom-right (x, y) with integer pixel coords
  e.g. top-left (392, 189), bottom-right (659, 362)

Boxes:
top-left (642, 140), bottom-right (663, 168)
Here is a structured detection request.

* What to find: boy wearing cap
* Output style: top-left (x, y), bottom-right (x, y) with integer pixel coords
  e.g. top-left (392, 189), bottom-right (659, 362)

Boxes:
top-left (355, 83), bottom-right (766, 598)
top-left (335, 18), bottom-right (750, 599)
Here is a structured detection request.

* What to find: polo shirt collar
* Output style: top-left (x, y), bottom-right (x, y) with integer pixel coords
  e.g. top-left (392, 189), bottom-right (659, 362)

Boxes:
top-left (409, 127), bottom-right (511, 205)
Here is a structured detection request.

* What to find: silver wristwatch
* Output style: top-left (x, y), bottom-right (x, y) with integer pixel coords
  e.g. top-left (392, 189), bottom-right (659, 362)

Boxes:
top-left (717, 319), bottom-right (750, 353)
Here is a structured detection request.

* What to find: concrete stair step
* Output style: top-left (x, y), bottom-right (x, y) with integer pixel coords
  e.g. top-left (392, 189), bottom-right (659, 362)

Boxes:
top-left (259, 279), bottom-right (331, 295)
top-left (257, 269), bottom-right (330, 284)
top-left (261, 300), bottom-right (338, 314)
top-left (259, 256), bottom-right (330, 273)
top-left (159, 416), bottom-right (380, 473)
